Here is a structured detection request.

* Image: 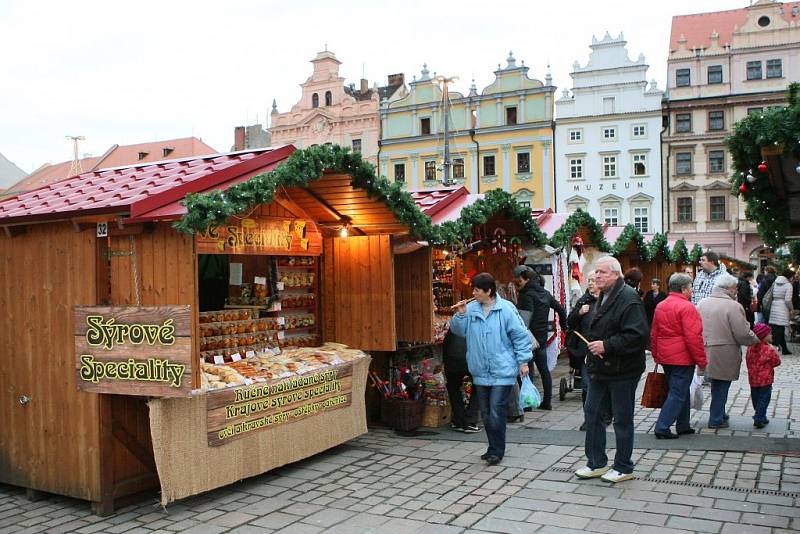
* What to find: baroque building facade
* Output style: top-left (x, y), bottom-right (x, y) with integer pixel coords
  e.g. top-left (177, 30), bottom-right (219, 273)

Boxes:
top-left (555, 33), bottom-right (664, 233)
top-left (663, 0), bottom-right (800, 261)
top-left (269, 50), bottom-right (405, 166)
top-left (379, 54), bottom-right (555, 209)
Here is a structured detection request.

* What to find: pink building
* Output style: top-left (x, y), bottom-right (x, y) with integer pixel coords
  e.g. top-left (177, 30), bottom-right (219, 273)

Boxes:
top-left (269, 50), bottom-right (405, 165)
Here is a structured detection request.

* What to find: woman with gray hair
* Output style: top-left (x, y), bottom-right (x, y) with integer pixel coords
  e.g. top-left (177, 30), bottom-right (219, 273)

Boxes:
top-left (650, 273), bottom-right (707, 438)
top-left (697, 273), bottom-right (759, 429)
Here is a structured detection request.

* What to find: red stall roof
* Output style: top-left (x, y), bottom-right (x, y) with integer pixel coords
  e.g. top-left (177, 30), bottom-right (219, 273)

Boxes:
top-left (0, 146), bottom-right (295, 226)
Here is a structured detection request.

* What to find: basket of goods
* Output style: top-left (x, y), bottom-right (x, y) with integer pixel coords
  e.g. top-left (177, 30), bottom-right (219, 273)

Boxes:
top-left (372, 368), bottom-right (425, 431)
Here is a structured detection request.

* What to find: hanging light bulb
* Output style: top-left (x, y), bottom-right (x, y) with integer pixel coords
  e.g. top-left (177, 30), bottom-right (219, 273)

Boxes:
top-left (340, 224), bottom-right (349, 238)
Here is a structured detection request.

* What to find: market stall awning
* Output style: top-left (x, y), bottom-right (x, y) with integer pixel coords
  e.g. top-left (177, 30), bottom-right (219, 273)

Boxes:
top-left (0, 146), bottom-right (295, 226)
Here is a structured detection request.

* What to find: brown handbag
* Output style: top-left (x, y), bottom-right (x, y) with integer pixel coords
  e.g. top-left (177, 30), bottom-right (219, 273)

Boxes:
top-left (641, 363), bottom-right (668, 408)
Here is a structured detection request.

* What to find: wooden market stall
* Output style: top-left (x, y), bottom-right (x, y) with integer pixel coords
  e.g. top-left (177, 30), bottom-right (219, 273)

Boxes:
top-left (0, 145), bottom-right (434, 512)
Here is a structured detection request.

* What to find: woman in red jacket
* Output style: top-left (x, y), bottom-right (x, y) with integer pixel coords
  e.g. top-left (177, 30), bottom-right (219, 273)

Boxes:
top-left (650, 273), bottom-right (708, 438)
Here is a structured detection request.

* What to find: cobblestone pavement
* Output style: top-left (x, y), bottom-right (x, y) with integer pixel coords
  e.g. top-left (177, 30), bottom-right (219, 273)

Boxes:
top-left (1, 345), bottom-right (799, 533)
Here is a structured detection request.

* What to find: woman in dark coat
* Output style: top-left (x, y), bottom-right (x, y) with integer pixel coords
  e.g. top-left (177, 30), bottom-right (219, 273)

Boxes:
top-left (643, 278), bottom-right (667, 326)
top-left (737, 272), bottom-right (755, 327)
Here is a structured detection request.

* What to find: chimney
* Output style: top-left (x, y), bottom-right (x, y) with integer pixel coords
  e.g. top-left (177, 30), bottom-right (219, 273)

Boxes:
top-left (388, 73), bottom-right (405, 86)
top-left (234, 126), bottom-right (246, 151)
top-left (360, 78), bottom-right (368, 94)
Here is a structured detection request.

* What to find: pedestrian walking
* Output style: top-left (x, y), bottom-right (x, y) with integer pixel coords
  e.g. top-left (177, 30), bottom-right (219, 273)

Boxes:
top-left (757, 265), bottom-right (777, 323)
top-left (574, 256), bottom-right (648, 484)
top-left (697, 274), bottom-right (759, 429)
top-left (450, 272), bottom-right (533, 466)
top-left (692, 251), bottom-right (725, 306)
top-left (513, 265), bottom-right (566, 411)
top-left (442, 329), bottom-right (480, 433)
top-left (566, 270), bottom-right (612, 430)
top-left (766, 269), bottom-right (794, 355)
top-left (746, 323), bottom-right (781, 429)
top-left (737, 271), bottom-right (756, 327)
top-left (650, 273), bottom-right (707, 439)
top-left (643, 278), bottom-right (667, 326)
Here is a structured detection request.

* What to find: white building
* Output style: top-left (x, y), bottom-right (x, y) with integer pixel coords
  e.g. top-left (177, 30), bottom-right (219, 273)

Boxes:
top-left (556, 33), bottom-right (664, 234)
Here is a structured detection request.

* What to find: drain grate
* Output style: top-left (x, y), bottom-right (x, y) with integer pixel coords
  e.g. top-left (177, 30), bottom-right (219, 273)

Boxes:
top-left (549, 466), bottom-right (800, 497)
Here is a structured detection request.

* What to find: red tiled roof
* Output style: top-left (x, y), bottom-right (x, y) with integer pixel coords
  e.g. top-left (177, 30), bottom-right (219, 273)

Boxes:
top-left (0, 146), bottom-right (295, 226)
top-left (4, 137), bottom-right (218, 196)
top-left (670, 2), bottom-right (800, 51)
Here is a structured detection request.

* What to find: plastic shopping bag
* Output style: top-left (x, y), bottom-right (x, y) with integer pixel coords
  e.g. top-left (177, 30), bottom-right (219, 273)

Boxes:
top-left (689, 372), bottom-right (704, 410)
top-left (519, 375), bottom-right (541, 410)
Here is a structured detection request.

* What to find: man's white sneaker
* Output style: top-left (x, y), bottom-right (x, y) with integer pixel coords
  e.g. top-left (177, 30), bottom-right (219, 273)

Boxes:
top-left (575, 466), bottom-right (610, 479)
top-left (601, 469), bottom-right (634, 483)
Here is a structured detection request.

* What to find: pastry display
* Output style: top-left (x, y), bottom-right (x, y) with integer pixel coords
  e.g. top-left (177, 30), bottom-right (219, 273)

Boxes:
top-left (200, 342), bottom-right (368, 391)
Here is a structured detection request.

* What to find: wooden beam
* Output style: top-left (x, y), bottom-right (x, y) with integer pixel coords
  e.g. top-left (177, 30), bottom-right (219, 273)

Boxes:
top-left (111, 420), bottom-right (157, 472)
top-left (302, 187), bottom-right (350, 224)
top-left (2, 225), bottom-right (26, 238)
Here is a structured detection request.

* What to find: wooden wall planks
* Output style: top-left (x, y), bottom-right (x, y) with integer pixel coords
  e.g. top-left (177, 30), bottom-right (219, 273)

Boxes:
top-left (0, 222), bottom-right (101, 501)
top-left (394, 248), bottom-right (435, 343)
top-left (322, 235), bottom-right (396, 351)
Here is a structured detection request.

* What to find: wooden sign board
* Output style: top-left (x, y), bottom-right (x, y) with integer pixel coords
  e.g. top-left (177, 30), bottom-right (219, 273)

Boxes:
top-left (196, 217), bottom-right (322, 256)
top-left (206, 362), bottom-right (354, 446)
top-left (74, 306), bottom-right (193, 397)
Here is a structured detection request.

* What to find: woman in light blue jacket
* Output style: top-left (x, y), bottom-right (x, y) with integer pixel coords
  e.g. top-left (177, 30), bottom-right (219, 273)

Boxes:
top-left (450, 272), bottom-right (533, 465)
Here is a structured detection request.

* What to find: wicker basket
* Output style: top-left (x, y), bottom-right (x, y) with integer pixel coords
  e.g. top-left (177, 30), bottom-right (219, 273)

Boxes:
top-left (381, 397), bottom-right (425, 431)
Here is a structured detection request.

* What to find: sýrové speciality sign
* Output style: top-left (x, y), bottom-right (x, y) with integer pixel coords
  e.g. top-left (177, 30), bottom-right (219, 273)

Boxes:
top-left (74, 306), bottom-right (192, 397)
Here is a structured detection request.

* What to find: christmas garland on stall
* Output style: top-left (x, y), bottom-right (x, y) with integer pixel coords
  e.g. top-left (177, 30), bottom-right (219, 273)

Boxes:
top-left (548, 209), bottom-right (611, 252)
top-left (727, 82), bottom-right (800, 247)
top-left (175, 144), bottom-right (437, 240)
top-left (645, 233), bottom-right (673, 262)
top-left (688, 243), bottom-right (704, 263)
top-left (670, 239), bottom-right (690, 264)
top-left (433, 189), bottom-right (548, 249)
top-left (611, 224), bottom-right (647, 259)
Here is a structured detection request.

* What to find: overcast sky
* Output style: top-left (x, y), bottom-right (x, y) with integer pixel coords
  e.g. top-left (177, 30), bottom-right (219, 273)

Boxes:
top-left (1, 0), bottom-right (741, 173)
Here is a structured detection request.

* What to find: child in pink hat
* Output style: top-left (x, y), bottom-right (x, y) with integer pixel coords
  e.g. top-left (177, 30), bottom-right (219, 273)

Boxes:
top-left (745, 323), bottom-right (781, 428)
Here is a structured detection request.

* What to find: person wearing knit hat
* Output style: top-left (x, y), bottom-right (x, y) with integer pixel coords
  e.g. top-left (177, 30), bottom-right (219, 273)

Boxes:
top-left (745, 323), bottom-right (781, 429)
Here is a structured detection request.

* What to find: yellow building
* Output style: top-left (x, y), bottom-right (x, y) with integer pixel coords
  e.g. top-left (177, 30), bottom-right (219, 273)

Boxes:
top-left (379, 53), bottom-right (555, 209)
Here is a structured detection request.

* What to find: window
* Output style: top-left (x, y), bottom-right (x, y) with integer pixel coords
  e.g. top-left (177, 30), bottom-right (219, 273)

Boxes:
top-left (351, 139), bottom-right (362, 153)
top-left (676, 152), bottom-right (692, 175)
top-left (506, 107), bottom-right (517, 125)
top-left (710, 196), bottom-right (726, 221)
top-left (603, 155), bottom-right (617, 178)
top-left (603, 127), bottom-right (616, 140)
top-left (747, 61), bottom-right (762, 80)
top-left (420, 118), bottom-right (431, 135)
top-left (676, 68), bottom-right (690, 87)
top-left (708, 111), bottom-right (724, 131)
top-left (424, 161), bottom-right (437, 181)
top-left (747, 107), bottom-right (763, 116)
top-left (675, 113), bottom-right (692, 133)
top-left (569, 158), bottom-right (583, 179)
top-left (758, 15), bottom-right (771, 27)
top-left (483, 155), bottom-right (496, 176)
top-left (603, 97), bottom-right (615, 114)
top-left (312, 93), bottom-right (319, 108)
top-left (393, 163), bottom-right (405, 183)
top-left (767, 59), bottom-right (783, 78)
top-left (632, 124), bottom-right (646, 138)
top-left (137, 151), bottom-right (148, 161)
top-left (708, 65), bottom-right (723, 84)
top-left (517, 152), bottom-right (530, 173)
top-left (569, 129), bottom-right (582, 142)
top-left (453, 158), bottom-right (465, 179)
top-left (634, 207), bottom-right (649, 233)
top-left (162, 147), bottom-right (174, 158)
top-left (677, 198), bottom-right (693, 222)
top-left (633, 153), bottom-right (647, 176)
top-left (518, 201), bottom-right (531, 209)
top-left (603, 208), bottom-right (619, 226)
top-left (708, 150), bottom-right (725, 173)
top-left (324, 91), bottom-right (332, 106)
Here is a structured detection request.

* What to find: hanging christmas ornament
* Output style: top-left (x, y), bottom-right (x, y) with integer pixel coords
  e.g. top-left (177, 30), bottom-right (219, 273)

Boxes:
top-left (739, 183), bottom-right (748, 194)
top-left (758, 162), bottom-right (768, 173)
top-left (746, 173), bottom-right (756, 183)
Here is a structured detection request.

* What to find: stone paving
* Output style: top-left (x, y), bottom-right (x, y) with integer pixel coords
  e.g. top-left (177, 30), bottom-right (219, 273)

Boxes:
top-left (1, 346), bottom-right (799, 533)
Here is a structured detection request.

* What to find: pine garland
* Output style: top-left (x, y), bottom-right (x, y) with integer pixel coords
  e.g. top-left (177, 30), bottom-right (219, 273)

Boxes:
top-left (726, 82), bottom-right (800, 246)
top-left (645, 233), bottom-right (673, 262)
top-left (433, 189), bottom-right (548, 248)
top-left (689, 243), bottom-right (704, 263)
top-left (611, 224), bottom-right (648, 259)
top-left (671, 239), bottom-right (690, 264)
top-left (549, 209), bottom-right (611, 252)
